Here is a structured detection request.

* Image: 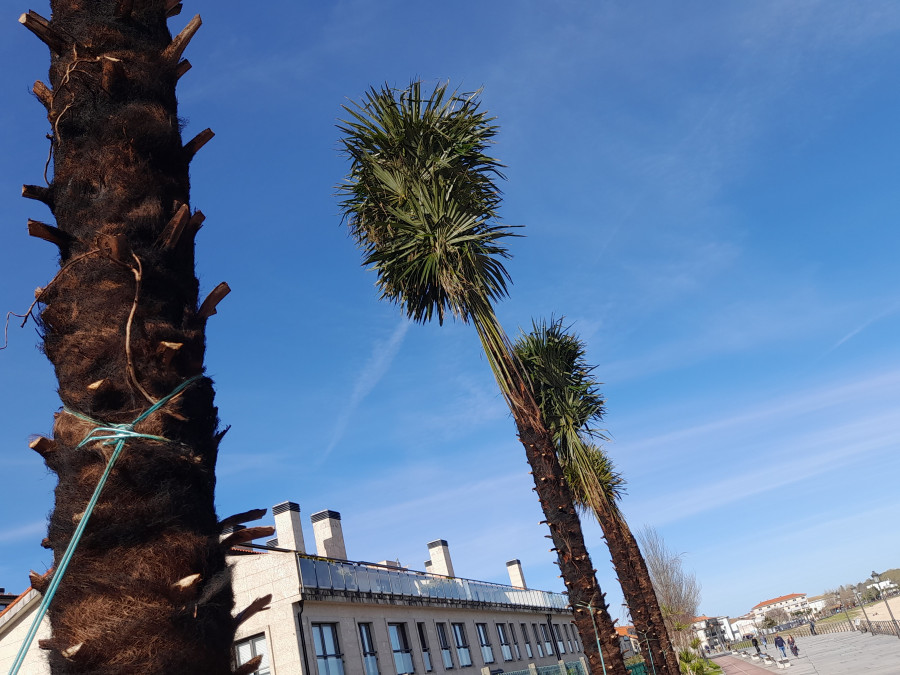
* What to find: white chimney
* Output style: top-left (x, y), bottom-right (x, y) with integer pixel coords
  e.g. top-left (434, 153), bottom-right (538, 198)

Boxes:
top-left (424, 560), bottom-right (433, 572)
top-left (427, 539), bottom-right (455, 577)
top-left (272, 501), bottom-right (305, 553)
top-left (311, 510), bottom-right (347, 559)
top-left (506, 559), bottom-right (527, 589)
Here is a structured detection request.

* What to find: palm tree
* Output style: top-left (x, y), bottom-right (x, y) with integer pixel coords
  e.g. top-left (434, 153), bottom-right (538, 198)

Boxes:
top-left (338, 82), bottom-right (626, 675)
top-left (513, 319), bottom-right (680, 675)
top-left (18, 3), bottom-right (266, 673)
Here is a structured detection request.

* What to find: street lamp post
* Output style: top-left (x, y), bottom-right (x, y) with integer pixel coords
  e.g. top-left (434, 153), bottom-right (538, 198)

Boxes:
top-left (853, 589), bottom-right (874, 634)
top-left (575, 603), bottom-right (608, 675)
top-left (871, 572), bottom-right (900, 639)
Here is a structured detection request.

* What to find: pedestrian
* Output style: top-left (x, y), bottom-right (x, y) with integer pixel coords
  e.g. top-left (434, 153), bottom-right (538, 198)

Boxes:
top-left (762, 635), bottom-right (768, 649)
top-left (751, 636), bottom-right (761, 655)
top-left (788, 635), bottom-right (798, 657)
top-left (774, 634), bottom-right (786, 658)
top-left (809, 619), bottom-right (817, 635)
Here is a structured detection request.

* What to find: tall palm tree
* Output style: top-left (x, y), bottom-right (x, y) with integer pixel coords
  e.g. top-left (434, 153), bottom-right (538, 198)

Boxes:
top-left (18, 2), bottom-right (266, 673)
top-left (338, 82), bottom-right (627, 675)
top-left (513, 320), bottom-right (680, 675)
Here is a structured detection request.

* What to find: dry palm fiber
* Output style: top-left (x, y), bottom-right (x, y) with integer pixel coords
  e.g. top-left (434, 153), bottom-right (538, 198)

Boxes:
top-left (17, 1), bottom-right (246, 672)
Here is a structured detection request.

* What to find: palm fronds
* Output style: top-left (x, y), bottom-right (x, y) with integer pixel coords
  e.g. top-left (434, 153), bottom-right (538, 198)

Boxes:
top-left (338, 81), bottom-right (514, 325)
top-left (513, 318), bottom-right (621, 514)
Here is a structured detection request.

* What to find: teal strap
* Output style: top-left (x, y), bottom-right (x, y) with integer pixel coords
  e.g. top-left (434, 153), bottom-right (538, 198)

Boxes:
top-left (8, 375), bottom-right (203, 675)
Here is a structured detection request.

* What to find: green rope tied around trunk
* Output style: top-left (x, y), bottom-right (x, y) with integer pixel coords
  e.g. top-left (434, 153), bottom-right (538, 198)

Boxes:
top-left (8, 374), bottom-right (203, 675)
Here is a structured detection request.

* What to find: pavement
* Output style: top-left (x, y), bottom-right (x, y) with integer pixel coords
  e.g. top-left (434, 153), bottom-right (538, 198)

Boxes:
top-left (713, 631), bottom-right (900, 674)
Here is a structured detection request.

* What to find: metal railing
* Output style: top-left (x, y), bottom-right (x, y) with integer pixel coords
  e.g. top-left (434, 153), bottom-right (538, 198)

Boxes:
top-left (296, 556), bottom-right (570, 611)
top-left (862, 620), bottom-right (900, 637)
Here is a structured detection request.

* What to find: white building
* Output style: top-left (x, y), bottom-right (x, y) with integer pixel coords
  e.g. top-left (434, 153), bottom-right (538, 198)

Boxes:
top-left (1, 500), bottom-right (590, 675)
top-left (805, 595), bottom-right (828, 617)
top-left (691, 617), bottom-right (727, 651)
top-left (729, 618), bottom-right (757, 639)
top-left (750, 594), bottom-right (808, 622)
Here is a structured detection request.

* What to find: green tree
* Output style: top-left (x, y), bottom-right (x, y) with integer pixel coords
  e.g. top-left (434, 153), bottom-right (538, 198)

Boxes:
top-left (338, 81), bottom-right (626, 675)
top-left (513, 319), bottom-right (680, 675)
top-left (18, 3), bottom-right (267, 673)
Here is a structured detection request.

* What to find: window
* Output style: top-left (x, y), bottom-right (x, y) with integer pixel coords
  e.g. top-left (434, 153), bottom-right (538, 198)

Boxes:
top-left (532, 625), bottom-right (545, 658)
top-left (508, 624), bottom-right (520, 660)
top-left (553, 625), bottom-right (565, 655)
top-left (563, 623), bottom-right (573, 653)
top-left (234, 634), bottom-right (270, 675)
top-left (495, 624), bottom-right (512, 662)
top-left (389, 624), bottom-right (415, 675)
top-left (451, 623), bottom-right (472, 667)
top-left (313, 624), bottom-right (345, 675)
top-left (520, 624), bottom-right (533, 659)
top-left (359, 623), bottom-right (380, 675)
top-left (475, 624), bottom-right (494, 664)
top-left (436, 623), bottom-right (454, 669)
top-left (540, 624), bottom-right (554, 656)
top-left (417, 623), bottom-right (433, 673)
top-left (570, 623), bottom-right (580, 651)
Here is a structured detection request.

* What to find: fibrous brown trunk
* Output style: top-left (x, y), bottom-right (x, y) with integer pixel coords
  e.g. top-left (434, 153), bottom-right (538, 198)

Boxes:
top-left (595, 507), bottom-right (678, 675)
top-left (21, 2), bottom-right (247, 673)
top-left (621, 524), bottom-right (680, 675)
top-left (517, 421), bottom-right (628, 675)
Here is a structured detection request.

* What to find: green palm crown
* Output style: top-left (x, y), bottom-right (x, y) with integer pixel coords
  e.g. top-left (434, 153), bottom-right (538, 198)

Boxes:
top-left (338, 81), bottom-right (514, 325)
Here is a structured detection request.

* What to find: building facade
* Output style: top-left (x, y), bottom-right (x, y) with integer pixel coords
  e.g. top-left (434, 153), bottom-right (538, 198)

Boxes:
top-left (690, 617), bottom-right (728, 652)
top-left (750, 593), bottom-right (808, 622)
top-left (1, 501), bottom-right (590, 675)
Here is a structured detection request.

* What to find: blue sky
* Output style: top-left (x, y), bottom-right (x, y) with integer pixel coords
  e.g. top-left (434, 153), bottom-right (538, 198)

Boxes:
top-left (1, 1), bottom-right (899, 622)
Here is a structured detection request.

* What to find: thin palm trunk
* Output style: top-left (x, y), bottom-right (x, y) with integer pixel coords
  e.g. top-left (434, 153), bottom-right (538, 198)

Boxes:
top-left (593, 506), bottom-right (679, 675)
top-left (620, 524), bottom-right (681, 675)
top-left (475, 318), bottom-right (627, 675)
top-left (21, 3), bottom-right (254, 672)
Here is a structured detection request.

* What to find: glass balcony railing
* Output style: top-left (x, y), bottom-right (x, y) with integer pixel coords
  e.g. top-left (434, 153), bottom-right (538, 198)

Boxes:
top-left (296, 556), bottom-right (569, 612)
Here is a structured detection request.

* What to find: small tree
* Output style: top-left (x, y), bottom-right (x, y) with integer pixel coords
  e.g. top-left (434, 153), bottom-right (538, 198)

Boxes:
top-left (638, 527), bottom-right (701, 653)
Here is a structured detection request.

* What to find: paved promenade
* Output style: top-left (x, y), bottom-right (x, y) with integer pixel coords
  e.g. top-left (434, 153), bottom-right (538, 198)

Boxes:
top-left (714, 630), bottom-right (900, 674)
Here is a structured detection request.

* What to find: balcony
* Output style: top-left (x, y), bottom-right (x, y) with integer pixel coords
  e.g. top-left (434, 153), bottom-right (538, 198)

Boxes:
top-left (296, 556), bottom-right (569, 612)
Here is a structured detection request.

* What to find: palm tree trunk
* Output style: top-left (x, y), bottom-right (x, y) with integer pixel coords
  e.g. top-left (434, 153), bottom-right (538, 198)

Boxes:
top-left (515, 420), bottom-right (627, 675)
top-left (593, 506), bottom-right (678, 675)
top-left (472, 317), bottom-right (626, 675)
top-left (619, 524), bottom-right (681, 675)
top-left (23, 2), bottom-right (237, 672)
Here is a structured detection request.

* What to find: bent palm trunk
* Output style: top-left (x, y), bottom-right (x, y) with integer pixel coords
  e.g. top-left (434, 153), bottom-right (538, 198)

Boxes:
top-left (517, 419), bottom-right (627, 675)
top-left (595, 508), bottom-right (678, 675)
top-left (22, 2), bottom-right (240, 672)
top-left (621, 524), bottom-right (680, 675)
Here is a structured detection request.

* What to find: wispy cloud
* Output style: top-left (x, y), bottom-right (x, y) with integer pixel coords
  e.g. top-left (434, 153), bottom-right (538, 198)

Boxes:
top-left (827, 302), bottom-right (900, 353)
top-left (621, 368), bottom-right (900, 460)
top-left (629, 409), bottom-right (900, 526)
top-left (320, 320), bottom-right (410, 463)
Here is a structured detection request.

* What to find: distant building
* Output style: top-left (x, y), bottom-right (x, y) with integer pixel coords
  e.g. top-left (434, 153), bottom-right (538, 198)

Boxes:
top-left (614, 626), bottom-right (640, 660)
top-left (866, 580), bottom-right (898, 595)
top-left (0, 591), bottom-right (19, 614)
top-left (1, 500), bottom-right (590, 675)
top-left (691, 617), bottom-right (727, 651)
top-left (729, 617), bottom-right (757, 639)
top-left (805, 594), bottom-right (829, 617)
top-left (750, 593), bottom-right (808, 621)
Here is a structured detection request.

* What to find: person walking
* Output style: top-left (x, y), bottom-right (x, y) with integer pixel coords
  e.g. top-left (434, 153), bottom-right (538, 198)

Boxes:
top-left (809, 619), bottom-right (817, 635)
top-left (751, 636), bottom-right (761, 655)
top-left (787, 635), bottom-right (798, 657)
top-left (774, 634), bottom-right (787, 658)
